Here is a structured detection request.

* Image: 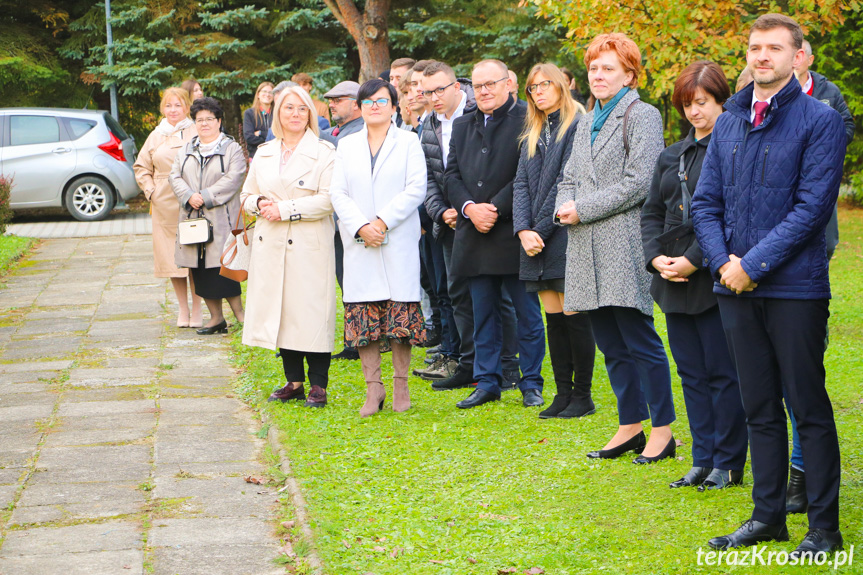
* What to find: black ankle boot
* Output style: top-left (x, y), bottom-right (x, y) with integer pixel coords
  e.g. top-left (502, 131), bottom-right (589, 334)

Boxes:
top-left (786, 466), bottom-right (808, 514)
top-left (565, 312), bottom-right (596, 408)
top-left (539, 312), bottom-right (574, 419)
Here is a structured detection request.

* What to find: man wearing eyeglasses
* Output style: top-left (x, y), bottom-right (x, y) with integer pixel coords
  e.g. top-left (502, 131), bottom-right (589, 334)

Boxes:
top-left (444, 59), bottom-right (546, 409)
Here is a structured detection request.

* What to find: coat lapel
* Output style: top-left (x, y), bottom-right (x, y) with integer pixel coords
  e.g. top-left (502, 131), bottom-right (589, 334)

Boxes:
top-left (371, 125), bottom-right (399, 183)
top-left (591, 90), bottom-right (639, 159)
top-left (279, 130), bottom-right (319, 187)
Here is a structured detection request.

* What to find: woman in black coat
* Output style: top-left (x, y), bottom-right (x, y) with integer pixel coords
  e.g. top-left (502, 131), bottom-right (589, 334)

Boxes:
top-left (513, 63), bottom-right (596, 419)
top-left (242, 82), bottom-right (274, 159)
top-left (641, 61), bottom-right (747, 490)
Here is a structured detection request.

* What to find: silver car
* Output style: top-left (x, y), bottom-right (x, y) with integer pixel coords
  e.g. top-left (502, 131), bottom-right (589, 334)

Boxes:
top-left (0, 108), bottom-right (140, 221)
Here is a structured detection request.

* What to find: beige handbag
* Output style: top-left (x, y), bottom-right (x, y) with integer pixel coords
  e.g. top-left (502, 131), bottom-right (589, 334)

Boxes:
top-left (178, 210), bottom-right (213, 245)
top-left (220, 209), bottom-right (254, 282)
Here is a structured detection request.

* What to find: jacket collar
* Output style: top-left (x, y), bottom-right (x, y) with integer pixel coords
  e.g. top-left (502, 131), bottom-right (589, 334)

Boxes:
top-left (591, 89), bottom-right (639, 158)
top-left (724, 74), bottom-right (802, 123)
top-left (473, 94), bottom-right (517, 125)
top-left (355, 123), bottom-right (400, 183)
top-left (187, 134), bottom-right (234, 156)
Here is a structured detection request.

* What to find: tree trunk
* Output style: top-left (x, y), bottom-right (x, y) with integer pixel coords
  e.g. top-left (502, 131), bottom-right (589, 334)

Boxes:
top-left (322, 0), bottom-right (391, 83)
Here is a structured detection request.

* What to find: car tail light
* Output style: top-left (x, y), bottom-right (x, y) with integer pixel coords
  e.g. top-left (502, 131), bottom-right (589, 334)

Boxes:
top-left (98, 132), bottom-right (126, 162)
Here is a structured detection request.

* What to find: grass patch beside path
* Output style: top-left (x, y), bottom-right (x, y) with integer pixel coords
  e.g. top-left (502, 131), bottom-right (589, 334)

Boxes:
top-left (231, 207), bottom-right (863, 575)
top-left (0, 235), bottom-right (35, 278)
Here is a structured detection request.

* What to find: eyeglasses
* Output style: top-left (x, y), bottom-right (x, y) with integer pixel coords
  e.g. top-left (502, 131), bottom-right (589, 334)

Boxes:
top-left (527, 80), bottom-right (553, 94)
top-left (194, 117), bottom-right (218, 125)
top-left (422, 81), bottom-right (456, 99)
top-left (361, 98), bottom-right (391, 108)
top-left (283, 105), bottom-right (309, 115)
top-left (474, 77), bottom-right (508, 93)
top-left (328, 97), bottom-right (355, 104)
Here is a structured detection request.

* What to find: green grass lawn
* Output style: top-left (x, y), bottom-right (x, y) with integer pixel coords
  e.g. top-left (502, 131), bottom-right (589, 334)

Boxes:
top-left (0, 235), bottom-right (35, 278)
top-left (231, 207), bottom-right (863, 575)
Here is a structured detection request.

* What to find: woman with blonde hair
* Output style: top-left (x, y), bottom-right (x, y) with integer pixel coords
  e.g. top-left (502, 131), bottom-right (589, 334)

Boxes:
top-left (513, 63), bottom-right (596, 420)
top-left (134, 86), bottom-right (202, 327)
top-left (242, 81), bottom-right (275, 159)
top-left (241, 86), bottom-right (338, 407)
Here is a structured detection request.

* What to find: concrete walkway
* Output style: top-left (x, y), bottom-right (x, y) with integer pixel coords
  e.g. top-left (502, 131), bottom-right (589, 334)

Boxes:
top-left (0, 236), bottom-right (284, 574)
top-left (6, 213), bottom-right (152, 239)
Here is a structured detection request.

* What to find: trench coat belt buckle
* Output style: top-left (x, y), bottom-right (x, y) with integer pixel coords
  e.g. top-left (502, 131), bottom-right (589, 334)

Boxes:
top-left (289, 214), bottom-right (301, 222)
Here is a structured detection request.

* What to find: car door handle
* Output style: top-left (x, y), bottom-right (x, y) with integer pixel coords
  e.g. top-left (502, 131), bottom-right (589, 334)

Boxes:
top-left (52, 147), bottom-right (72, 154)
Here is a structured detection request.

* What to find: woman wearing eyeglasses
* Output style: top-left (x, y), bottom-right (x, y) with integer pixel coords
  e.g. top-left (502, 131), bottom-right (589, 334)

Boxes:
top-left (330, 78), bottom-right (428, 417)
top-left (171, 97), bottom-right (247, 335)
top-left (242, 81), bottom-right (274, 159)
top-left (555, 34), bottom-right (675, 463)
top-left (513, 63), bottom-right (597, 420)
top-left (241, 87), bottom-right (337, 408)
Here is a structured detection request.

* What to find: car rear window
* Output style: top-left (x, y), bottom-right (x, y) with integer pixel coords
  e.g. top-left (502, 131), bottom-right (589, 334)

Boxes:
top-left (103, 113), bottom-right (129, 141)
top-left (67, 118), bottom-right (97, 139)
top-left (10, 115), bottom-right (61, 146)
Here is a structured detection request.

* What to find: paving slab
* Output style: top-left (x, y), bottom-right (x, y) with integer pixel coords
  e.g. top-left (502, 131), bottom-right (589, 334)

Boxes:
top-left (0, 550), bottom-right (145, 575)
top-left (151, 545), bottom-right (283, 575)
top-left (13, 481), bottom-right (144, 525)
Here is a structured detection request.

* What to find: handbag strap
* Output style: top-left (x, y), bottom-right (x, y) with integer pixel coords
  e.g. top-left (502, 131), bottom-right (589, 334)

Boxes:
top-left (622, 99), bottom-right (640, 157)
top-left (678, 154), bottom-right (693, 225)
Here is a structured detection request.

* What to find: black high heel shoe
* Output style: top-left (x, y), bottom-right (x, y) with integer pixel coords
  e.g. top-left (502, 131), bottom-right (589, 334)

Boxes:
top-left (586, 431), bottom-right (646, 459)
top-left (196, 320), bottom-right (228, 335)
top-left (633, 436), bottom-right (676, 464)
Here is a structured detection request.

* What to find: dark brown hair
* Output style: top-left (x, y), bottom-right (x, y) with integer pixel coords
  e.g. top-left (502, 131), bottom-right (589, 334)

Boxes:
top-left (671, 61), bottom-right (731, 117)
top-left (749, 13), bottom-right (803, 50)
top-left (291, 72), bottom-right (313, 86)
top-left (423, 61), bottom-right (456, 81)
top-left (412, 60), bottom-right (436, 74)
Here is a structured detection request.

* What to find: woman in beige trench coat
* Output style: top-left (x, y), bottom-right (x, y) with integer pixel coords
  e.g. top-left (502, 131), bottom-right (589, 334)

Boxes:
top-left (134, 87), bottom-right (202, 327)
top-left (241, 86), bottom-right (337, 408)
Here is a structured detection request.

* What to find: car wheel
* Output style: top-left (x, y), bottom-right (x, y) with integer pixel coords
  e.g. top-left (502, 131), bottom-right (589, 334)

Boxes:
top-left (64, 176), bottom-right (116, 221)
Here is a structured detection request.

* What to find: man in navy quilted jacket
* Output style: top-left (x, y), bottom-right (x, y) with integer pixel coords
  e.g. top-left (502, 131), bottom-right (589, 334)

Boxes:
top-left (692, 14), bottom-right (846, 557)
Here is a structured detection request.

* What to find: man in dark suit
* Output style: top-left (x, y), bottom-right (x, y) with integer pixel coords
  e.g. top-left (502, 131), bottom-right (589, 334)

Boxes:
top-left (692, 14), bottom-right (846, 557)
top-left (444, 59), bottom-right (546, 409)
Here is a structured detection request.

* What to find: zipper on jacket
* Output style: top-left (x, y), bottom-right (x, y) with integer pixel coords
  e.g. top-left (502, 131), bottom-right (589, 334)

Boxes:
top-left (731, 144), bottom-right (738, 185)
top-left (761, 145), bottom-right (770, 184)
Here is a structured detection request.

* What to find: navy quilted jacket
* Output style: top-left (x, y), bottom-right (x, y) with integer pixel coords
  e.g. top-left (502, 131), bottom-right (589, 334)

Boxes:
top-left (692, 76), bottom-right (846, 299)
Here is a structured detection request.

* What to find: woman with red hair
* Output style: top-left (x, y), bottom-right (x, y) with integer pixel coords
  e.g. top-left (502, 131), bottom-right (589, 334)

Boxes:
top-left (556, 33), bottom-right (675, 463)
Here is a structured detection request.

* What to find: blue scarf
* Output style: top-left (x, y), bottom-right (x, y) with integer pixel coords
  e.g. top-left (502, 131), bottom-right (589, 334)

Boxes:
top-left (591, 87), bottom-right (630, 145)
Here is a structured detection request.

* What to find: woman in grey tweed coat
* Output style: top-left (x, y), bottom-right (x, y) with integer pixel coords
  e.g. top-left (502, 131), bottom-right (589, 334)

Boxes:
top-left (556, 33), bottom-right (676, 463)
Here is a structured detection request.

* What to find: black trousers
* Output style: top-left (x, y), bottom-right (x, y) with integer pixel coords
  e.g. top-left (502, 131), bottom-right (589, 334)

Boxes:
top-left (666, 306), bottom-right (747, 470)
top-left (279, 349), bottom-right (331, 389)
top-left (717, 296), bottom-right (839, 530)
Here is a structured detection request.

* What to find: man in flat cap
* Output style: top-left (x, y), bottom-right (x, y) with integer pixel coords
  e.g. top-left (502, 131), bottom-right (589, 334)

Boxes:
top-left (321, 81), bottom-right (364, 146)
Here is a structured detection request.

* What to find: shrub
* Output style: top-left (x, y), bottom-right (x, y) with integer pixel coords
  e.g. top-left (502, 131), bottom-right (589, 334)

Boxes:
top-left (0, 175), bottom-right (13, 234)
top-left (840, 172), bottom-right (863, 208)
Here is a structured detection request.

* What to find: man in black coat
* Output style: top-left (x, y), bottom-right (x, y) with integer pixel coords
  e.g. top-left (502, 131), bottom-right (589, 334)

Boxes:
top-left (444, 59), bottom-right (546, 409)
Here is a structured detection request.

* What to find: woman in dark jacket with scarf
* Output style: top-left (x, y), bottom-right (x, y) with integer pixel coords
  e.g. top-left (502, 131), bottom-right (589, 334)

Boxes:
top-left (641, 61), bottom-right (747, 490)
top-left (513, 63), bottom-right (596, 419)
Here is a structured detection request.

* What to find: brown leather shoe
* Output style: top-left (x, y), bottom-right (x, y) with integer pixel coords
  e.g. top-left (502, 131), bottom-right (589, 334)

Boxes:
top-left (267, 382), bottom-right (306, 402)
top-left (304, 385), bottom-right (327, 408)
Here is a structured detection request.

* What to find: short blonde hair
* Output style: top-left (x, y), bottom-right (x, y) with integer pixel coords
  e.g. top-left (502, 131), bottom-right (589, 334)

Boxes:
top-left (271, 86), bottom-right (319, 140)
top-left (161, 87), bottom-right (191, 116)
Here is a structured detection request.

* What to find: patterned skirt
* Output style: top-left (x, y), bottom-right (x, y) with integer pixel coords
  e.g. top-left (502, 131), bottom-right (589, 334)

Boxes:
top-left (344, 300), bottom-right (426, 351)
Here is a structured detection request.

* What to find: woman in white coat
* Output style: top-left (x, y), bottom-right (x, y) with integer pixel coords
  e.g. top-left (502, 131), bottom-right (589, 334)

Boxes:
top-left (331, 79), bottom-right (428, 417)
top-left (241, 87), bottom-right (337, 408)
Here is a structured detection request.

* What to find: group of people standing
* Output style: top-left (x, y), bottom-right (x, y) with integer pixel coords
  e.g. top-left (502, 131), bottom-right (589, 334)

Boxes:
top-left (133, 11), bottom-right (849, 560)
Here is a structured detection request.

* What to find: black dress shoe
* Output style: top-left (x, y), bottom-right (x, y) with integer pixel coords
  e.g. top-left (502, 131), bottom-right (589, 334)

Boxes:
top-left (431, 367), bottom-right (476, 391)
top-left (421, 327), bottom-right (441, 347)
top-left (522, 389), bottom-right (544, 407)
top-left (456, 389), bottom-right (499, 409)
top-left (789, 528), bottom-right (843, 559)
top-left (557, 396), bottom-right (596, 418)
top-left (708, 519), bottom-right (789, 550)
top-left (633, 437), bottom-right (676, 464)
top-left (698, 468), bottom-right (744, 491)
top-left (669, 466), bottom-right (711, 488)
top-left (196, 320), bottom-right (227, 335)
top-left (331, 347), bottom-right (360, 360)
top-left (586, 431), bottom-right (646, 459)
top-left (786, 466), bottom-right (808, 514)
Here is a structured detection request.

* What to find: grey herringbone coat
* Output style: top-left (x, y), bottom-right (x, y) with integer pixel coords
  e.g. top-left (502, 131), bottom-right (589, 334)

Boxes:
top-left (555, 90), bottom-right (665, 316)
